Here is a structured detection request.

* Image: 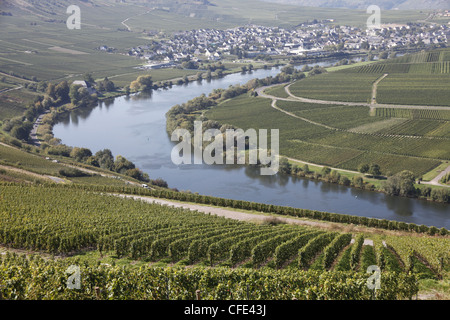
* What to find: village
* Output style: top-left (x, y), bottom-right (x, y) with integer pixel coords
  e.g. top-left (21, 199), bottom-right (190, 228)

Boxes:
top-left (98, 21), bottom-right (450, 69)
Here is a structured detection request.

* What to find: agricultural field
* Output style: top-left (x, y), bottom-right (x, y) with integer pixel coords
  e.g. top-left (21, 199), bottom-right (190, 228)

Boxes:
top-left (0, 142), bottom-right (67, 176)
top-left (288, 72), bottom-right (381, 103)
top-left (206, 48), bottom-right (450, 178)
top-left (376, 74), bottom-right (450, 106)
top-left (289, 48), bottom-right (450, 106)
top-left (206, 94), bottom-right (448, 177)
top-left (1, 184), bottom-right (448, 271)
top-left (0, 184), bottom-right (446, 299)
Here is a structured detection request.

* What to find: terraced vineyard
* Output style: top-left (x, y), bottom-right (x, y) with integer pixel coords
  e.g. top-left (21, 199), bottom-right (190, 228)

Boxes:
top-left (0, 183), bottom-right (447, 300)
top-left (0, 185), bottom-right (447, 276)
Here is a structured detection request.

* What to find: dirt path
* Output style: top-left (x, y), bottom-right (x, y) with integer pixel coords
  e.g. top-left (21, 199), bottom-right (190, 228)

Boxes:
top-left (121, 9), bottom-right (154, 31)
top-left (29, 111), bottom-right (49, 147)
top-left (0, 141), bottom-right (140, 186)
top-left (371, 73), bottom-right (389, 105)
top-left (116, 194), bottom-right (331, 228)
top-left (0, 164), bottom-right (65, 184)
top-left (258, 85), bottom-right (449, 143)
top-left (270, 99), bottom-right (338, 131)
top-left (0, 85), bottom-right (23, 94)
top-left (283, 156), bottom-right (360, 175)
top-left (276, 82), bottom-right (450, 111)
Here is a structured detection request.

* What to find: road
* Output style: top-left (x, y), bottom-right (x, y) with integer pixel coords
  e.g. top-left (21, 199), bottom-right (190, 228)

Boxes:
top-left (371, 73), bottom-right (389, 105)
top-left (421, 165), bottom-right (450, 187)
top-left (29, 111), bottom-right (49, 147)
top-left (116, 194), bottom-right (334, 229)
top-left (0, 164), bottom-right (65, 184)
top-left (0, 85), bottom-right (23, 94)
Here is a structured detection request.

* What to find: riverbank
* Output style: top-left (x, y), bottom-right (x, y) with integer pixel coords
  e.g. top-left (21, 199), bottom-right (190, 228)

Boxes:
top-left (50, 58), bottom-right (450, 228)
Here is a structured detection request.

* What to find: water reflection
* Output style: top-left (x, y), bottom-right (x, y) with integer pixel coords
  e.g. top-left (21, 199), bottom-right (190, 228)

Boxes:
top-left (385, 195), bottom-right (414, 218)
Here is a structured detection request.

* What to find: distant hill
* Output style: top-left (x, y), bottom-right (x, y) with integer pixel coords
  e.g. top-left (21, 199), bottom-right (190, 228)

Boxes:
top-left (260, 0), bottom-right (449, 10)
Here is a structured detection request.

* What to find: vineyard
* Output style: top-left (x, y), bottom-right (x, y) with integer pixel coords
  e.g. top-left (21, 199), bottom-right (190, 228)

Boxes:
top-left (288, 72), bottom-right (380, 103)
top-left (0, 185), bottom-right (448, 276)
top-left (208, 94), bottom-right (449, 177)
top-left (288, 48), bottom-right (450, 107)
top-left (0, 253), bottom-right (420, 300)
top-left (206, 48), bottom-right (450, 178)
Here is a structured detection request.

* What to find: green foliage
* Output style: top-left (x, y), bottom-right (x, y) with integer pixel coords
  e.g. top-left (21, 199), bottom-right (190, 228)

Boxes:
top-left (298, 232), bottom-right (338, 269)
top-left (130, 75), bottom-right (153, 92)
top-left (0, 253), bottom-right (419, 300)
top-left (350, 235), bottom-right (365, 271)
top-left (322, 233), bottom-right (353, 270)
top-left (58, 168), bottom-right (89, 178)
top-left (382, 170), bottom-right (416, 197)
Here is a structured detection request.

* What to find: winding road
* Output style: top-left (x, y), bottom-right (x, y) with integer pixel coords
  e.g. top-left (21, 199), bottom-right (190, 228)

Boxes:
top-left (254, 80), bottom-right (450, 186)
top-left (256, 80), bottom-right (450, 111)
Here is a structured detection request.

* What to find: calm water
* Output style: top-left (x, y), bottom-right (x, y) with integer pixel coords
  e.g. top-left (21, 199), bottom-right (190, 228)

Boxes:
top-left (53, 63), bottom-right (449, 228)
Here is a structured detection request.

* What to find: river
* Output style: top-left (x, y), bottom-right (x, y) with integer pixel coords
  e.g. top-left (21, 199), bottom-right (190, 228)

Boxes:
top-left (53, 60), bottom-right (449, 229)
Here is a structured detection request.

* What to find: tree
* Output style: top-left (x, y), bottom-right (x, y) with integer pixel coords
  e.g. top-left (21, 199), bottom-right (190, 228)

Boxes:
top-left (368, 164), bottom-right (381, 177)
top-left (83, 73), bottom-right (95, 85)
top-left (281, 65), bottom-right (295, 75)
top-left (382, 170), bottom-right (416, 197)
top-left (69, 84), bottom-right (82, 104)
top-left (46, 83), bottom-right (56, 100)
top-left (130, 75), bottom-right (153, 92)
top-left (10, 123), bottom-right (32, 141)
top-left (54, 81), bottom-right (70, 103)
top-left (126, 168), bottom-right (150, 182)
top-left (70, 147), bottom-right (93, 162)
top-left (352, 176), bottom-right (364, 188)
top-left (379, 51), bottom-right (389, 60)
top-left (114, 155), bottom-right (135, 174)
top-left (302, 164), bottom-right (310, 174)
top-left (359, 164), bottom-right (369, 174)
top-left (329, 170), bottom-right (341, 183)
top-left (98, 77), bottom-right (115, 92)
top-left (321, 167), bottom-right (331, 175)
top-left (95, 149), bottom-right (115, 170)
top-left (279, 157), bottom-right (292, 175)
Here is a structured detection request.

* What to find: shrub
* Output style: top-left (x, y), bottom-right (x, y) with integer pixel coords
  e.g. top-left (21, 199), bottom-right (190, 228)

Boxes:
top-left (59, 168), bottom-right (89, 177)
